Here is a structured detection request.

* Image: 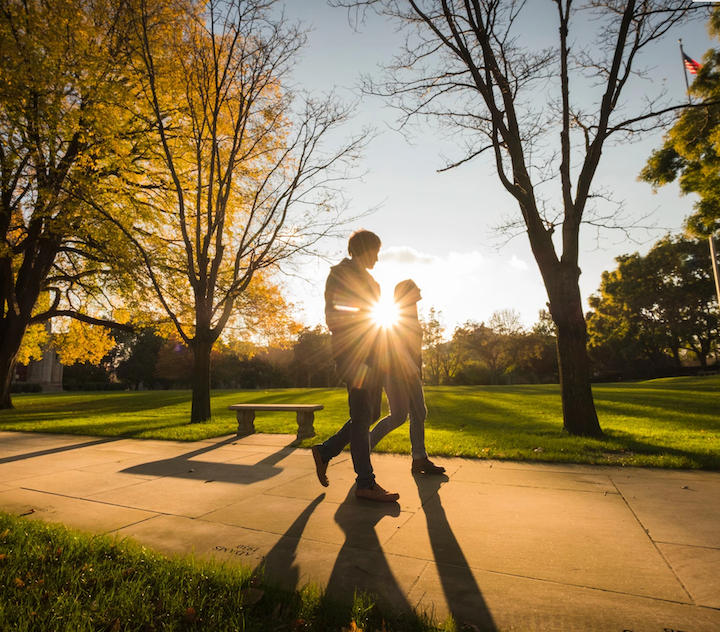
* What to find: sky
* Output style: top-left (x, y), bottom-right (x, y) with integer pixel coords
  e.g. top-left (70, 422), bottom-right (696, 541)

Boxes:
top-left (277, 0), bottom-right (715, 335)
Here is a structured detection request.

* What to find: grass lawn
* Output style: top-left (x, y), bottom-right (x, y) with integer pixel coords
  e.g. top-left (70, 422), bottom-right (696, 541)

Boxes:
top-left (1, 376), bottom-right (719, 469)
top-left (0, 512), bottom-right (442, 632)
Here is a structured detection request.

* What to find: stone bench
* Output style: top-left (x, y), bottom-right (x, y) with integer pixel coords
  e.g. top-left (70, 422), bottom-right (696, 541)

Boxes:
top-left (228, 403), bottom-right (324, 441)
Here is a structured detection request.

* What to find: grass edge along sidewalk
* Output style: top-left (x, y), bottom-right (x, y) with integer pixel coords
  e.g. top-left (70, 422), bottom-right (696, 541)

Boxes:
top-left (0, 512), bottom-right (447, 632)
top-left (1, 376), bottom-right (719, 470)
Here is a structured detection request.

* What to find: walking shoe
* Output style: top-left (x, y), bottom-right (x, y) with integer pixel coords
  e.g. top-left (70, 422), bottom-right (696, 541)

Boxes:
top-left (411, 457), bottom-right (446, 475)
top-left (355, 483), bottom-right (400, 502)
top-left (311, 445), bottom-right (329, 487)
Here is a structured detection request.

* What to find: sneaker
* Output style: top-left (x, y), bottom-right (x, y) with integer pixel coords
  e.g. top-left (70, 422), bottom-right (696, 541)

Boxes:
top-left (411, 457), bottom-right (446, 475)
top-left (311, 445), bottom-right (329, 487)
top-left (355, 483), bottom-right (400, 502)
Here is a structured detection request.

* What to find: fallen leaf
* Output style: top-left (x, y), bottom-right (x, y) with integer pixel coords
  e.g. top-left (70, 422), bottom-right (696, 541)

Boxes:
top-left (14, 577), bottom-right (25, 588)
top-left (109, 618), bottom-right (120, 632)
top-left (183, 607), bottom-right (200, 623)
top-left (0, 528), bottom-right (9, 538)
top-left (239, 587), bottom-right (264, 605)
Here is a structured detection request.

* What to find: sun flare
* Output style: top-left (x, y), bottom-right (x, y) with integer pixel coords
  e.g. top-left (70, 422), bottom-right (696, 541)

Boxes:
top-left (371, 298), bottom-right (400, 329)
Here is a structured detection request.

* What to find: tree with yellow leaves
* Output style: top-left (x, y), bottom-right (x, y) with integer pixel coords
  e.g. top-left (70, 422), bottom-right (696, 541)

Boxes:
top-left (97, 0), bottom-right (369, 421)
top-left (0, 0), bottom-right (144, 408)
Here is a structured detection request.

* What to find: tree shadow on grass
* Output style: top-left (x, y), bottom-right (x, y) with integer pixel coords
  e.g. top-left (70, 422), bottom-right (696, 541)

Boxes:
top-left (5, 392), bottom-right (192, 418)
top-left (601, 430), bottom-right (720, 470)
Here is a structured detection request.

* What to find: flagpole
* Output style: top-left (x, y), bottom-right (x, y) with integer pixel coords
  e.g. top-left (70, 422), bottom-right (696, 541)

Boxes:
top-left (679, 39), bottom-right (692, 104)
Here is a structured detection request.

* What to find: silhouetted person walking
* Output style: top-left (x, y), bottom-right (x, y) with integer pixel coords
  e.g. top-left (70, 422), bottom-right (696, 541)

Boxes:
top-left (312, 230), bottom-right (399, 502)
top-left (373, 279), bottom-right (445, 474)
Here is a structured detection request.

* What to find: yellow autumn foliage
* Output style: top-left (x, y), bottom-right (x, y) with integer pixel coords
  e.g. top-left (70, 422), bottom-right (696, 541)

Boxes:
top-left (16, 324), bottom-right (50, 365)
top-left (53, 321), bottom-right (116, 366)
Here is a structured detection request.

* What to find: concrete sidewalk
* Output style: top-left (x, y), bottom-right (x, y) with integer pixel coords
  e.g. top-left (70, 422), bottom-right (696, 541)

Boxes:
top-left (0, 430), bottom-right (718, 631)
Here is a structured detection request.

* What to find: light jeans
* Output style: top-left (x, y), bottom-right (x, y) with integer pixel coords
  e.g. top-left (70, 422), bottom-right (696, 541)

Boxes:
top-left (372, 373), bottom-right (428, 459)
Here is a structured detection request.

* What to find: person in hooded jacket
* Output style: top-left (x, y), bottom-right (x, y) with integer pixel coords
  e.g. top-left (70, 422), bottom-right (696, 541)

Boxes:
top-left (311, 230), bottom-right (400, 502)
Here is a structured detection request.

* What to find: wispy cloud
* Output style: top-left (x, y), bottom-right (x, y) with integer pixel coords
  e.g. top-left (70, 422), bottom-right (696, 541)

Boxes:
top-left (379, 246), bottom-right (439, 266)
top-left (510, 255), bottom-right (529, 270)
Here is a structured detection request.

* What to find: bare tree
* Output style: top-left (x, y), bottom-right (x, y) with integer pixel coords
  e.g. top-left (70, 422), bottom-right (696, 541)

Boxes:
top-left (97, 0), bottom-right (370, 422)
top-left (337, 0), bottom-right (708, 436)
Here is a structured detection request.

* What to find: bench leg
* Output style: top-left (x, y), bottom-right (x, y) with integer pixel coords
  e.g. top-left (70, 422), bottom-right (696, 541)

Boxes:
top-left (236, 410), bottom-right (256, 437)
top-left (296, 411), bottom-right (316, 441)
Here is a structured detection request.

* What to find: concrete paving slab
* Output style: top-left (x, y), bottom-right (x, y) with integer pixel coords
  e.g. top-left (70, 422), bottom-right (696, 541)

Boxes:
top-left (0, 431), bottom-right (102, 449)
top-left (115, 513), bottom-right (277, 566)
top-left (0, 450), bottom-right (138, 484)
top-left (1, 431), bottom-right (718, 631)
top-left (0, 487), bottom-right (157, 534)
top-left (0, 435), bottom-right (122, 464)
top-left (486, 460), bottom-right (613, 474)
top-left (92, 438), bottom-right (205, 456)
top-left (16, 469), bottom-right (153, 497)
top-left (266, 462), bottom-right (443, 513)
top-left (261, 536), bottom-right (429, 608)
top-left (452, 464), bottom-right (618, 494)
top-left (201, 491), bottom-right (414, 549)
top-left (76, 452), bottom-right (203, 477)
top-left (228, 434), bottom-right (297, 448)
top-left (383, 479), bottom-right (690, 602)
top-left (218, 450), bottom-right (317, 470)
top-left (614, 475), bottom-right (720, 548)
top-left (114, 512), bottom-right (428, 610)
top-left (657, 543), bottom-right (720, 609)
top-left (407, 561), bottom-right (720, 632)
top-left (88, 461), bottom-right (310, 518)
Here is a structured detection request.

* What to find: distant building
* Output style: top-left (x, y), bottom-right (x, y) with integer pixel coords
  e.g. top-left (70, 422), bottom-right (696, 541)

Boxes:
top-left (25, 350), bottom-right (64, 391)
top-left (12, 323), bottom-right (64, 392)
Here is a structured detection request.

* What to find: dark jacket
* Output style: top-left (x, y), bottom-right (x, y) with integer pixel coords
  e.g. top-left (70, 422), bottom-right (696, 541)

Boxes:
top-left (324, 258), bottom-right (381, 383)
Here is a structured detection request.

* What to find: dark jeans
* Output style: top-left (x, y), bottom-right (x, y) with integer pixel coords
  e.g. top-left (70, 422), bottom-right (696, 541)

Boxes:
top-left (317, 373), bottom-right (382, 490)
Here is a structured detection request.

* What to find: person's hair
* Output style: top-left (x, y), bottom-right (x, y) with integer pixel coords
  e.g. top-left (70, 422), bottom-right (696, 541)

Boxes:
top-left (394, 279), bottom-right (420, 305)
top-left (348, 230), bottom-right (381, 257)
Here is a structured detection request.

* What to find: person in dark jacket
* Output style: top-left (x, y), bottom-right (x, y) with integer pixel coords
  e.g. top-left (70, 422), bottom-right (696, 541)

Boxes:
top-left (312, 230), bottom-right (400, 502)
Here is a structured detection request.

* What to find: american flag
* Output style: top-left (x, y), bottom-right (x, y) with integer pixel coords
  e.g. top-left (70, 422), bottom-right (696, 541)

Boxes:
top-left (683, 53), bottom-right (702, 75)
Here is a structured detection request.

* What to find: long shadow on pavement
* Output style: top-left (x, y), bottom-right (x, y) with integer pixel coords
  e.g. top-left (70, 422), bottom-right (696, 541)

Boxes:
top-left (0, 437), bottom-right (120, 465)
top-left (415, 474), bottom-right (496, 631)
top-left (120, 435), bottom-right (296, 483)
top-left (260, 493), bottom-right (325, 589)
top-left (325, 489), bottom-right (411, 610)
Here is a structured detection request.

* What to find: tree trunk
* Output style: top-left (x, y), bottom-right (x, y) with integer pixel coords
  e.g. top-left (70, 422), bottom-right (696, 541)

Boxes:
top-left (0, 346), bottom-right (18, 410)
top-left (0, 318), bottom-right (29, 410)
top-left (190, 340), bottom-right (212, 423)
top-left (547, 272), bottom-right (603, 438)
